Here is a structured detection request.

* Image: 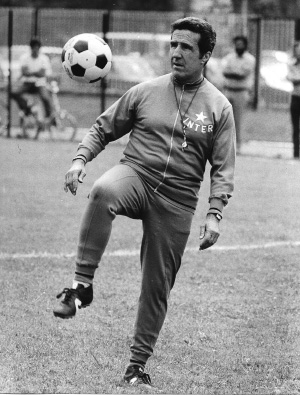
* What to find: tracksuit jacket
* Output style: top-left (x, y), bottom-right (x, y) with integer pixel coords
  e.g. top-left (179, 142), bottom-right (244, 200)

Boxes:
top-left (76, 73), bottom-right (236, 213)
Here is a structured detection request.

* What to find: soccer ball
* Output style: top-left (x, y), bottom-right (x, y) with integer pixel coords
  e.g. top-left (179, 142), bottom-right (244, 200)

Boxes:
top-left (61, 33), bottom-right (112, 83)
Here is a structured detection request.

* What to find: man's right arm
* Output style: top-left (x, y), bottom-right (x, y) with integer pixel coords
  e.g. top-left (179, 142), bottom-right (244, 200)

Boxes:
top-left (64, 87), bottom-right (137, 196)
top-left (76, 87), bottom-right (137, 160)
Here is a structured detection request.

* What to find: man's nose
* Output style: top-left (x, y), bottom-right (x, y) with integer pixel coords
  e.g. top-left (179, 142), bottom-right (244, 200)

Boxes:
top-left (172, 46), bottom-right (182, 58)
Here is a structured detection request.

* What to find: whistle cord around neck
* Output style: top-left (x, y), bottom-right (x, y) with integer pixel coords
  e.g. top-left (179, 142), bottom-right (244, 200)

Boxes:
top-left (173, 81), bottom-right (202, 151)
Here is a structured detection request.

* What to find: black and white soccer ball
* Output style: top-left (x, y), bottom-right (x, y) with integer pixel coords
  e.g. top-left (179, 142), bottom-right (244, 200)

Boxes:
top-left (61, 33), bottom-right (112, 83)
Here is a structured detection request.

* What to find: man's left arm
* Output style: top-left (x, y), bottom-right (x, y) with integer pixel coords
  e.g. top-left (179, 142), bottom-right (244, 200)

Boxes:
top-left (199, 104), bottom-right (236, 250)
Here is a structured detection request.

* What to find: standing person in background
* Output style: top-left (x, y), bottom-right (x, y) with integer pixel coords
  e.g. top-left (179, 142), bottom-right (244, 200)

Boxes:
top-left (53, 17), bottom-right (235, 390)
top-left (11, 37), bottom-right (53, 134)
top-left (287, 41), bottom-right (300, 158)
top-left (221, 35), bottom-right (255, 151)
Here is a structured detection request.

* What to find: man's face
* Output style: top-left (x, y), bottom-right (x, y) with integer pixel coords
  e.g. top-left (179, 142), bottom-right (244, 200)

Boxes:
top-left (31, 44), bottom-right (40, 58)
top-left (170, 29), bottom-right (206, 84)
top-left (234, 39), bottom-right (246, 56)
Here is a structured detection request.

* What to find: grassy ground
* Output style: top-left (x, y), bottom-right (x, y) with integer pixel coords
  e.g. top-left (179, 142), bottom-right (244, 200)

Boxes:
top-left (1, 136), bottom-right (300, 394)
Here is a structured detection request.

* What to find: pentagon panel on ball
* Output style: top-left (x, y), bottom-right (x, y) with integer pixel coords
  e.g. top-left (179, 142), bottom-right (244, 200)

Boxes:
top-left (61, 33), bottom-right (112, 83)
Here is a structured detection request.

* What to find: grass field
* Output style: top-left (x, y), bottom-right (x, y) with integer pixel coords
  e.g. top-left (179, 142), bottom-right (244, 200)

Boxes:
top-left (1, 134), bottom-right (300, 394)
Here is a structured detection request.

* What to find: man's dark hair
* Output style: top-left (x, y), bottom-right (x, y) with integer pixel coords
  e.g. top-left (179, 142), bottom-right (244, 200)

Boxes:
top-left (171, 17), bottom-right (216, 55)
top-left (233, 35), bottom-right (248, 49)
top-left (30, 37), bottom-right (42, 48)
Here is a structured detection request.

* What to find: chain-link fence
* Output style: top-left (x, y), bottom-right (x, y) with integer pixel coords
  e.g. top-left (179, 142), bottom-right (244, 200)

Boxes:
top-left (0, 7), bottom-right (297, 134)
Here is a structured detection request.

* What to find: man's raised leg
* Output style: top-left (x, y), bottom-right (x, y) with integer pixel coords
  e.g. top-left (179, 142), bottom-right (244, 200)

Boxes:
top-left (53, 164), bottom-right (147, 319)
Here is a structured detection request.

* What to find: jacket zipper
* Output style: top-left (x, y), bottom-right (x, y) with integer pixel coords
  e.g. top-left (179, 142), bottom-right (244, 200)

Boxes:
top-left (154, 85), bottom-right (185, 193)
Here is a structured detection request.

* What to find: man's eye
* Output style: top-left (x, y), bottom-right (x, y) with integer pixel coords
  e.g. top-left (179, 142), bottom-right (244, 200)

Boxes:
top-left (170, 42), bottom-right (177, 48)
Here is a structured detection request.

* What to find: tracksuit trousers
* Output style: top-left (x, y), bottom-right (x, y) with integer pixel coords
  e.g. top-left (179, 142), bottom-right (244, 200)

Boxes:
top-left (74, 164), bottom-right (194, 365)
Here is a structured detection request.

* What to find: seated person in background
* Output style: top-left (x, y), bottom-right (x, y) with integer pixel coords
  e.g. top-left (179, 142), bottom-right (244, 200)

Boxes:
top-left (11, 37), bottom-right (53, 119)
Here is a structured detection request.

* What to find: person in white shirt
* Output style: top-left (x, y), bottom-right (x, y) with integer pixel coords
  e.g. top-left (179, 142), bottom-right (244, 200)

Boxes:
top-left (287, 41), bottom-right (300, 158)
top-left (11, 37), bottom-right (53, 125)
top-left (221, 35), bottom-right (256, 150)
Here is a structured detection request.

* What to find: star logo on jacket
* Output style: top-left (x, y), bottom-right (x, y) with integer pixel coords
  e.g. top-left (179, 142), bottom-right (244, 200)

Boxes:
top-left (195, 111), bottom-right (207, 123)
top-left (183, 112), bottom-right (213, 134)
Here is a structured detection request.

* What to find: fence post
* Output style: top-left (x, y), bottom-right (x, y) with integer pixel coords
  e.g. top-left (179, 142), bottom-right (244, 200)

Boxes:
top-left (32, 8), bottom-right (40, 37)
top-left (295, 18), bottom-right (300, 41)
top-left (252, 16), bottom-right (262, 110)
top-left (294, 19), bottom-right (300, 157)
top-left (100, 10), bottom-right (110, 114)
top-left (7, 8), bottom-right (13, 138)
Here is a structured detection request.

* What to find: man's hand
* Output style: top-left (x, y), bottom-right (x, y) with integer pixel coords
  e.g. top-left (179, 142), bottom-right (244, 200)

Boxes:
top-left (64, 159), bottom-right (86, 196)
top-left (199, 213), bottom-right (220, 250)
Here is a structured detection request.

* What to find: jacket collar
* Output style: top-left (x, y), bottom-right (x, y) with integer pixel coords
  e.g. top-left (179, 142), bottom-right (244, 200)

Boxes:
top-left (171, 74), bottom-right (205, 90)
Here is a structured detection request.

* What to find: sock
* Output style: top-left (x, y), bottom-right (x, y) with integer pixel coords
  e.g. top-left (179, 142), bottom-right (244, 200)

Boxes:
top-left (129, 357), bottom-right (145, 371)
top-left (72, 280), bottom-right (90, 289)
top-left (74, 269), bottom-right (94, 285)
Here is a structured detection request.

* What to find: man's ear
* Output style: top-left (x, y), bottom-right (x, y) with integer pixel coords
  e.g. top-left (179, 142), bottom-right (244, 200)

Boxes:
top-left (200, 51), bottom-right (212, 64)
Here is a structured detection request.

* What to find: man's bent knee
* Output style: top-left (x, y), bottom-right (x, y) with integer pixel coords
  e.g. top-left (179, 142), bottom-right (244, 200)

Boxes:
top-left (89, 178), bottom-right (119, 202)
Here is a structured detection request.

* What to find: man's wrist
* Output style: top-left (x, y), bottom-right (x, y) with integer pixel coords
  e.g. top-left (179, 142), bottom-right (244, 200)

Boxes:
top-left (75, 147), bottom-right (94, 163)
top-left (207, 206), bottom-right (223, 220)
top-left (207, 212), bottom-right (222, 221)
top-left (72, 154), bottom-right (87, 165)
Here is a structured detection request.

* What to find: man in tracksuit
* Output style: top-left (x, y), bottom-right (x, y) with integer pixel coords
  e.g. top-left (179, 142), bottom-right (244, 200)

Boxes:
top-left (53, 17), bottom-right (235, 389)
